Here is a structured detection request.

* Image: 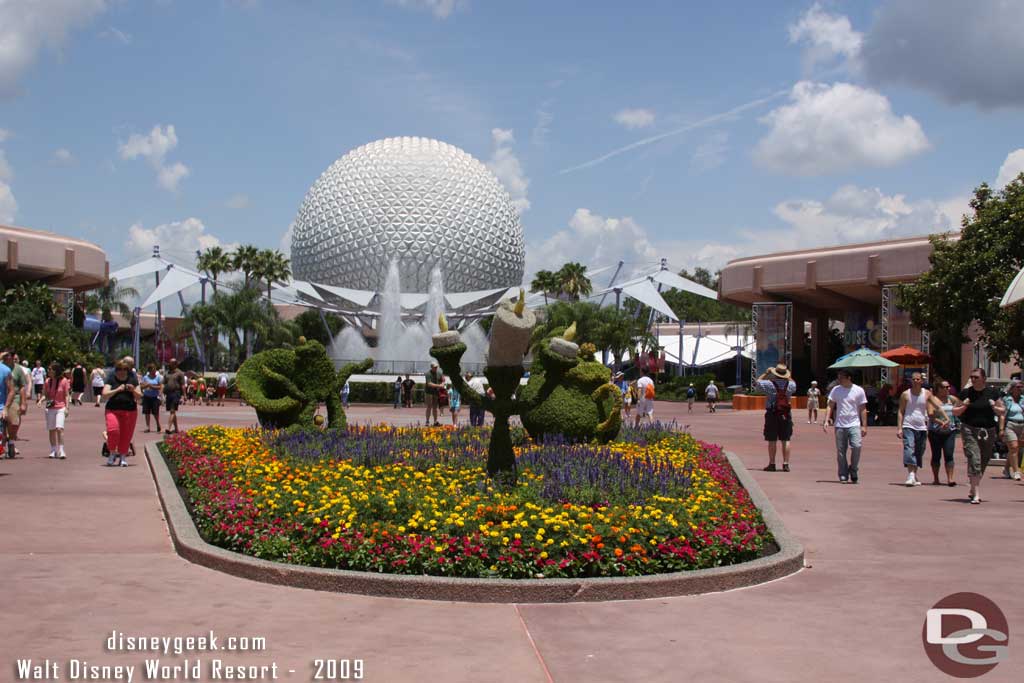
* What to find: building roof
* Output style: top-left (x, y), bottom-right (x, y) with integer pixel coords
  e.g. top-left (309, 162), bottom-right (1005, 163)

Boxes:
top-left (1, 224), bottom-right (108, 291)
top-left (719, 233), bottom-right (957, 313)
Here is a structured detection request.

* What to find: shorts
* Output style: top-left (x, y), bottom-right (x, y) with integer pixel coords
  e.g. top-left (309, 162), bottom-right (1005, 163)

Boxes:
top-left (764, 411), bottom-right (793, 442)
top-left (217, 386), bottom-right (227, 398)
top-left (961, 425), bottom-right (994, 477)
top-left (165, 391), bottom-right (182, 411)
top-left (623, 396), bottom-right (632, 406)
top-left (425, 393), bottom-right (439, 410)
top-left (687, 397), bottom-right (694, 405)
top-left (142, 395), bottom-right (161, 416)
top-left (636, 397), bottom-right (654, 416)
top-left (36, 383), bottom-right (45, 396)
top-left (7, 403), bottom-right (21, 426)
top-left (1003, 421), bottom-right (1024, 443)
top-left (45, 407), bottom-right (66, 431)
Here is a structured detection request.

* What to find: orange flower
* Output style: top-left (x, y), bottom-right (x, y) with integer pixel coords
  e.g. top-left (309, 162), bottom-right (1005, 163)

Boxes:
top-left (614, 548), bottom-right (623, 557)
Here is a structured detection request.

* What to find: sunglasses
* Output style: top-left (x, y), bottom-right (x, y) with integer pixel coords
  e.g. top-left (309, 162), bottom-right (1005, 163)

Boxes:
top-left (969, 375), bottom-right (982, 379)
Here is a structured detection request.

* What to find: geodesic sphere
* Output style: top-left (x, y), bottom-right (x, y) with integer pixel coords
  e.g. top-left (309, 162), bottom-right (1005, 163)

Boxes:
top-left (290, 137), bottom-right (525, 294)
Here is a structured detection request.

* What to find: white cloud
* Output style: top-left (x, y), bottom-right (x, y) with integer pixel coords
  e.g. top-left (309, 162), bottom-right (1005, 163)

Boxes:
top-left (863, 0), bottom-right (1024, 108)
top-left (996, 149), bottom-right (1024, 188)
top-left (526, 208), bottom-right (743, 282)
top-left (125, 218), bottom-right (237, 267)
top-left (613, 108), bottom-right (655, 130)
top-left (691, 131), bottom-right (729, 172)
top-left (486, 128), bottom-right (530, 214)
top-left (0, 141), bottom-right (15, 223)
top-left (0, 0), bottom-right (108, 96)
top-left (788, 3), bottom-right (862, 74)
top-left (754, 81), bottom-right (929, 175)
top-left (754, 184), bottom-right (954, 247)
top-left (388, 0), bottom-right (464, 19)
top-left (225, 193), bottom-right (250, 209)
top-left (53, 147), bottom-right (75, 164)
top-left (279, 222), bottom-right (294, 258)
top-left (0, 150), bottom-right (11, 182)
top-left (118, 124), bottom-right (190, 192)
top-left (0, 128), bottom-right (10, 143)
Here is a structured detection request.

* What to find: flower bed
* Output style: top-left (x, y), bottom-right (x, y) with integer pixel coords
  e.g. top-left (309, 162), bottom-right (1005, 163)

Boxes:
top-left (162, 425), bottom-right (773, 579)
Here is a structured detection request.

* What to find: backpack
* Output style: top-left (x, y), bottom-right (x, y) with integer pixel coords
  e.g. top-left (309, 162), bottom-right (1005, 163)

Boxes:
top-left (437, 385), bottom-right (449, 407)
top-left (686, 387), bottom-right (695, 398)
top-left (644, 382), bottom-right (655, 400)
top-left (771, 378), bottom-right (791, 417)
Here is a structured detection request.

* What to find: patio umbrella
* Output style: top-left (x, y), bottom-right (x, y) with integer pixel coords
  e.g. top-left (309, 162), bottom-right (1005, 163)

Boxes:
top-left (828, 347), bottom-right (900, 369)
top-left (1000, 265), bottom-right (1024, 308)
top-left (880, 345), bottom-right (931, 364)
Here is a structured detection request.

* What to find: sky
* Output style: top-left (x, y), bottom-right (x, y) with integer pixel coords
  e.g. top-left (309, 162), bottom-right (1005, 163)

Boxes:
top-left (1, 0), bottom-right (1023, 295)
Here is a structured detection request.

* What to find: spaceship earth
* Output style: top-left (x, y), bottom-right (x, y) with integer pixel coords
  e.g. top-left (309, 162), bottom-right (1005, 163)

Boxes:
top-left (290, 137), bottom-right (525, 294)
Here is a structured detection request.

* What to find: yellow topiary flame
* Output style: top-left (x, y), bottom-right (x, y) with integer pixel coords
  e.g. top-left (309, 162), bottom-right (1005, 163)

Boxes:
top-left (563, 321), bottom-right (577, 341)
top-left (438, 312), bottom-right (449, 333)
top-left (514, 288), bottom-right (526, 316)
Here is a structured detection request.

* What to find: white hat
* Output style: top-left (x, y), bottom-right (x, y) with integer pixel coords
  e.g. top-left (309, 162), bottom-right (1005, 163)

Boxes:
top-left (811, 380), bottom-right (817, 385)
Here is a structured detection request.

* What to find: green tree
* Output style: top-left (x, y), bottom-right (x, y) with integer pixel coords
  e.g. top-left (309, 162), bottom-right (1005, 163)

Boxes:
top-left (204, 287), bottom-right (278, 365)
top-left (530, 269), bottom-right (561, 305)
top-left (592, 306), bottom-right (646, 369)
top-left (231, 244), bottom-right (262, 289)
top-left (899, 176), bottom-right (1024, 363)
top-left (252, 249), bottom-right (291, 305)
top-left (196, 246), bottom-right (234, 294)
top-left (556, 262), bottom-right (593, 301)
top-left (83, 277), bottom-right (140, 323)
top-left (292, 309), bottom-right (344, 347)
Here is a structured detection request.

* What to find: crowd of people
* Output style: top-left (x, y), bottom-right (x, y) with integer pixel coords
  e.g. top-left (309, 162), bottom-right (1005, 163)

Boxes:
top-left (0, 350), bottom-right (235, 465)
top-left (750, 362), bottom-right (1022, 505)
top-left (384, 367), bottom-right (491, 427)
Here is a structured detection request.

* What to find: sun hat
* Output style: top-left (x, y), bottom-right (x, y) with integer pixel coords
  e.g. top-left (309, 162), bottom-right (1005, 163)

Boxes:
top-left (811, 380), bottom-right (817, 385)
top-left (767, 363), bottom-right (792, 380)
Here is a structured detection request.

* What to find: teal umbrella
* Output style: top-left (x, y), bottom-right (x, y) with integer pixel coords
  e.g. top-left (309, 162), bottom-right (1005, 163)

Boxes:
top-left (828, 347), bottom-right (899, 369)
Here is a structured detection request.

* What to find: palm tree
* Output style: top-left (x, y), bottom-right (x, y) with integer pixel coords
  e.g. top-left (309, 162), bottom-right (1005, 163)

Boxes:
top-left (231, 245), bottom-right (261, 289)
top-left (529, 269), bottom-right (560, 305)
top-left (252, 249), bottom-right (291, 305)
top-left (556, 262), bottom-right (592, 301)
top-left (196, 246), bottom-right (234, 295)
top-left (84, 277), bottom-right (140, 322)
top-left (205, 288), bottom-right (276, 364)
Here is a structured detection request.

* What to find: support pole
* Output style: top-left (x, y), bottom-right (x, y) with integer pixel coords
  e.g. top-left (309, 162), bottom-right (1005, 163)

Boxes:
top-left (598, 260), bottom-right (625, 307)
top-left (154, 246), bottom-right (163, 365)
top-left (318, 308), bottom-right (335, 346)
top-left (678, 318), bottom-right (685, 377)
top-left (132, 307), bottom-right (141, 367)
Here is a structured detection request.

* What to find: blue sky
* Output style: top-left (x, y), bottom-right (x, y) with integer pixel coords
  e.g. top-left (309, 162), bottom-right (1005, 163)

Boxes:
top-left (1, 0), bottom-right (1023, 286)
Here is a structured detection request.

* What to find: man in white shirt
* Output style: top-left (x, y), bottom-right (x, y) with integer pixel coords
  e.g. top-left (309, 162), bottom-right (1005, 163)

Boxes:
top-left (30, 360), bottom-right (46, 400)
top-left (824, 369), bottom-right (868, 484)
top-left (704, 381), bottom-right (719, 413)
top-left (634, 369), bottom-right (655, 427)
top-left (466, 372), bottom-right (487, 427)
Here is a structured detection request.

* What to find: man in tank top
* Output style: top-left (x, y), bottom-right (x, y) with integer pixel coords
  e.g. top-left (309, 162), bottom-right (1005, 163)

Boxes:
top-left (897, 372), bottom-right (940, 487)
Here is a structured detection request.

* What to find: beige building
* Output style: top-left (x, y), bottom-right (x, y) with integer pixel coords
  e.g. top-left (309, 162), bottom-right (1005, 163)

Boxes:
top-left (1, 223), bottom-right (108, 291)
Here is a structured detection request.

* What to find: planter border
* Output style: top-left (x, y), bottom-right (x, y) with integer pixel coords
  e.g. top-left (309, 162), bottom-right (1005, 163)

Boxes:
top-left (145, 442), bottom-right (804, 603)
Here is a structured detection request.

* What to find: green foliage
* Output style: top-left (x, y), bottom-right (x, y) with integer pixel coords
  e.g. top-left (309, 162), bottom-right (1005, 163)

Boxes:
top-left (0, 281), bottom-right (93, 365)
top-left (196, 246), bottom-right (234, 293)
top-left (898, 178), bottom-right (1024, 363)
top-left (556, 262), bottom-right (592, 301)
top-left (529, 269), bottom-right (561, 305)
top-left (236, 338), bottom-right (372, 430)
top-left (82, 277), bottom-right (139, 322)
top-left (346, 381), bottom-right (424, 404)
top-left (521, 339), bottom-right (621, 443)
top-left (655, 374), bottom-right (727, 402)
top-left (660, 268), bottom-right (751, 322)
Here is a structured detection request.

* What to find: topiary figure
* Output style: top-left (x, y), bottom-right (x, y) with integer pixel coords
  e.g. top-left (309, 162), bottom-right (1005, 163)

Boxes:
top-left (519, 326), bottom-right (622, 444)
top-left (237, 337), bottom-right (372, 430)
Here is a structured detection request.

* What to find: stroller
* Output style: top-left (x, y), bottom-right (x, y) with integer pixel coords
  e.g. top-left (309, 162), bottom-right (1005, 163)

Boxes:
top-left (101, 431), bottom-right (136, 466)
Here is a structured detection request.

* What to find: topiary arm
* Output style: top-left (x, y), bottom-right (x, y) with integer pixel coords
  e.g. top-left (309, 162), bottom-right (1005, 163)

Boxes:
top-left (431, 342), bottom-right (493, 411)
top-left (337, 357), bottom-right (374, 387)
top-left (592, 382), bottom-right (623, 444)
top-left (258, 365), bottom-right (304, 400)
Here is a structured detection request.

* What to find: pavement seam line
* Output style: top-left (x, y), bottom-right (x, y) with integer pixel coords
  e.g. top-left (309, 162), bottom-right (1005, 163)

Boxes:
top-left (514, 604), bottom-right (554, 683)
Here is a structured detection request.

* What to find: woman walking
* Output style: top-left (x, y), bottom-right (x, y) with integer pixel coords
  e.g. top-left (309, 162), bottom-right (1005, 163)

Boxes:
top-left (953, 367), bottom-right (1005, 504)
top-left (70, 362), bottom-right (86, 406)
top-left (102, 359), bottom-right (142, 467)
top-left (140, 363), bottom-right (162, 433)
top-left (926, 377), bottom-right (960, 486)
top-left (999, 379), bottom-right (1024, 481)
top-left (37, 362), bottom-right (70, 459)
top-left (90, 366), bottom-right (106, 407)
top-left (448, 380), bottom-right (461, 426)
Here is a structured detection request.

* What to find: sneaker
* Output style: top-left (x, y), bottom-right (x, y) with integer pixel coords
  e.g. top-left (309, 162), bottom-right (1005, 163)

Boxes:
top-left (970, 495), bottom-right (981, 504)
top-left (913, 479), bottom-right (922, 486)
top-left (763, 464), bottom-right (776, 472)
top-left (850, 476), bottom-right (858, 484)
top-left (1014, 472), bottom-right (1022, 481)
top-left (839, 476), bottom-right (848, 483)
top-left (904, 474), bottom-right (915, 487)
top-left (57, 451), bottom-right (66, 459)
top-left (782, 463), bottom-right (791, 472)
top-left (48, 452), bottom-right (56, 459)
top-left (120, 459), bottom-right (128, 467)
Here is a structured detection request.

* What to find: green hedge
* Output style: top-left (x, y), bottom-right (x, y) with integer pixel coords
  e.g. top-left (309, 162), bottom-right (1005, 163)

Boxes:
top-left (346, 381), bottom-right (427, 404)
top-left (653, 373), bottom-right (731, 402)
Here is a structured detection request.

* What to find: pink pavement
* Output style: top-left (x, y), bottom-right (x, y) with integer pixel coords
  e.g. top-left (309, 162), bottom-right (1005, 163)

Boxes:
top-left (2, 399), bottom-right (1021, 682)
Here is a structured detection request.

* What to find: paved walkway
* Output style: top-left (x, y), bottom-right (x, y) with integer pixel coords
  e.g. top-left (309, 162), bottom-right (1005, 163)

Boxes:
top-left (2, 400), bottom-right (1021, 682)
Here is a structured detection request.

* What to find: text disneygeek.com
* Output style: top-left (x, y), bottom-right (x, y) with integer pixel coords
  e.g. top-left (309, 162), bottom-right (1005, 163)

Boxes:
top-left (13, 630), bottom-right (364, 681)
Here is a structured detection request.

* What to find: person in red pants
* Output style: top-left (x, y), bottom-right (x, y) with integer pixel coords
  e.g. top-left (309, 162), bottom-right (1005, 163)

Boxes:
top-left (102, 359), bottom-right (142, 467)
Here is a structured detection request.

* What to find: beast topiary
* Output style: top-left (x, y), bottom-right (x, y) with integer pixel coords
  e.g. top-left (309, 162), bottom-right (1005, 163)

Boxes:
top-left (519, 327), bottom-right (622, 444)
top-left (236, 337), bottom-right (372, 430)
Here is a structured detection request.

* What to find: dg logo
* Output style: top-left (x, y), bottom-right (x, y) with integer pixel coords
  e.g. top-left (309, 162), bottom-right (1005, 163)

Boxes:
top-left (923, 593), bottom-right (1009, 678)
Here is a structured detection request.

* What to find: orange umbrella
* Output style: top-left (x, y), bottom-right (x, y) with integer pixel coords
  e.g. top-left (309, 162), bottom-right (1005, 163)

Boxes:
top-left (881, 345), bottom-right (931, 364)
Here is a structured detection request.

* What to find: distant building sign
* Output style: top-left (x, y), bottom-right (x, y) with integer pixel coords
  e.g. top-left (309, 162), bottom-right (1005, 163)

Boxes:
top-left (844, 313), bottom-right (883, 349)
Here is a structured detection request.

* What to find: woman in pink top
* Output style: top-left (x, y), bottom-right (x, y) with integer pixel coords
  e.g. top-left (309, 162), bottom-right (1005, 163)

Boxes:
top-left (37, 362), bottom-right (71, 459)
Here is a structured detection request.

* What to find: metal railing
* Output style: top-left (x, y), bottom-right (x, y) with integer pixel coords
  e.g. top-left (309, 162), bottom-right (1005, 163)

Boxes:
top-left (329, 358), bottom-right (532, 375)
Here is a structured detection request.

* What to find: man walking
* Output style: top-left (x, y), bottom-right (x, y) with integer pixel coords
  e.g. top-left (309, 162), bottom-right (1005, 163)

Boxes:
top-left (424, 362), bottom-right (443, 426)
top-left (467, 372), bottom-right (486, 426)
top-left (705, 381), bottom-right (719, 413)
top-left (756, 363), bottom-right (796, 472)
top-left (686, 383), bottom-right (696, 413)
top-left (634, 368), bottom-right (655, 427)
top-left (897, 372), bottom-right (933, 487)
top-left (402, 374), bottom-right (415, 408)
top-left (953, 367), bottom-right (1005, 504)
top-left (807, 380), bottom-right (821, 424)
top-left (4, 354), bottom-right (30, 456)
top-left (823, 370), bottom-right (867, 483)
top-left (31, 360), bottom-right (45, 401)
top-left (161, 358), bottom-right (186, 434)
